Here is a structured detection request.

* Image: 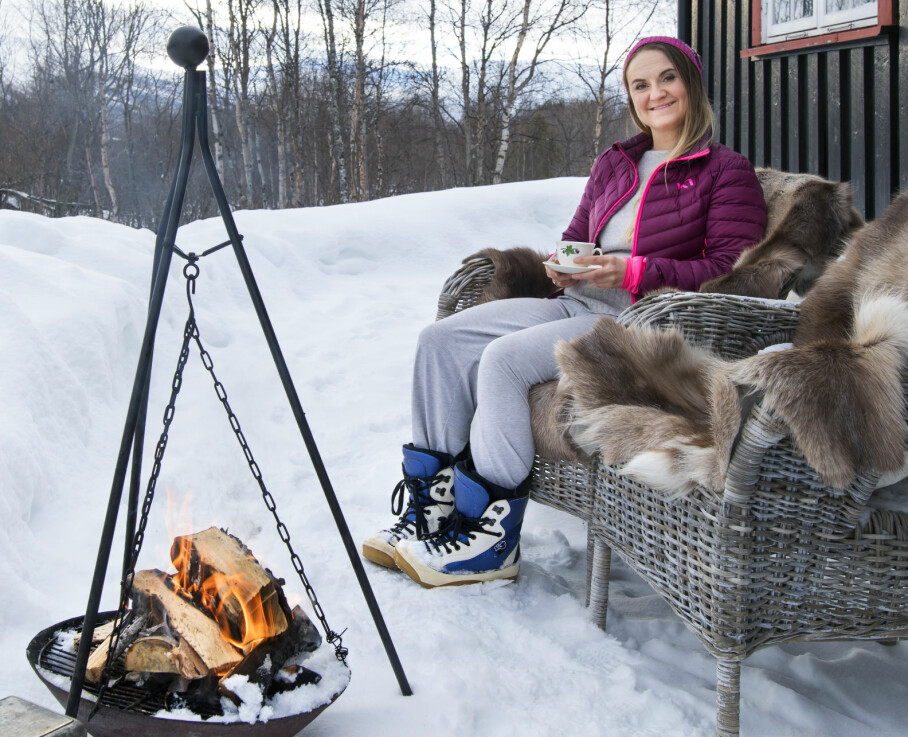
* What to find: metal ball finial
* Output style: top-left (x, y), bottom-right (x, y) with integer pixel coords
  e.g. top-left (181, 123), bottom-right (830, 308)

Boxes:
top-left (167, 26), bottom-right (209, 70)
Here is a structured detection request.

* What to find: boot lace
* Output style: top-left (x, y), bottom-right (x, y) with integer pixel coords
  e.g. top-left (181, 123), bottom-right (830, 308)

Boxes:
top-left (389, 468), bottom-right (451, 538)
top-left (425, 509), bottom-right (499, 554)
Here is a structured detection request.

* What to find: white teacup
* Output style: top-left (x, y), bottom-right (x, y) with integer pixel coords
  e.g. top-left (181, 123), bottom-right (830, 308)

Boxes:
top-left (556, 241), bottom-right (601, 266)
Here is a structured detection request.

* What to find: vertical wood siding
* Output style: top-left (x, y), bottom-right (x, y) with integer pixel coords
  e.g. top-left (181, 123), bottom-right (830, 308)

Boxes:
top-left (680, 0), bottom-right (906, 219)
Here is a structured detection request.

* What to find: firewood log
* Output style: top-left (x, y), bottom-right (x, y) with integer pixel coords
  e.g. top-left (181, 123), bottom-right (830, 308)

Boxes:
top-left (123, 635), bottom-right (182, 675)
top-left (131, 569), bottom-right (243, 675)
top-left (83, 613), bottom-right (149, 683)
top-left (73, 620), bottom-right (115, 650)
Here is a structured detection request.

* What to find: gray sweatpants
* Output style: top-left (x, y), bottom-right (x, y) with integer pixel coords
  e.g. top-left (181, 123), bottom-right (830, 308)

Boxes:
top-left (411, 296), bottom-right (617, 490)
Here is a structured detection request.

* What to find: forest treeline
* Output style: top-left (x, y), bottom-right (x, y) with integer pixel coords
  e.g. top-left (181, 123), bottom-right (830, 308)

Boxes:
top-left (0, 0), bottom-right (663, 228)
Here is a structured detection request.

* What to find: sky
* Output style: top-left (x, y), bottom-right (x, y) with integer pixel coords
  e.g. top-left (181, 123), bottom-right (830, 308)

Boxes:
top-left (0, 0), bottom-right (675, 88)
top-left (2, 178), bottom-right (908, 736)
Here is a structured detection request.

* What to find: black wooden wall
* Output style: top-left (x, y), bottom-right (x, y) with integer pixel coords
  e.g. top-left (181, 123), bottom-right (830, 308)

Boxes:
top-left (679, 1), bottom-right (908, 219)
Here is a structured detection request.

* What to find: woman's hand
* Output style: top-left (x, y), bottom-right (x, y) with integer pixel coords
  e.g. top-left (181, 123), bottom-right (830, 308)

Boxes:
top-left (571, 255), bottom-right (628, 289)
top-left (545, 263), bottom-right (577, 289)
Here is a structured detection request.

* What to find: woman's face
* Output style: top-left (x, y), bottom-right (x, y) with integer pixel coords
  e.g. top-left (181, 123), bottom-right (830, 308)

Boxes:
top-left (625, 48), bottom-right (689, 149)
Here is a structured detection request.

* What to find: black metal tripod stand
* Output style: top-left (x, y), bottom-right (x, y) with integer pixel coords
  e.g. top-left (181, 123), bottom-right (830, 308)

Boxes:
top-left (65, 26), bottom-right (411, 718)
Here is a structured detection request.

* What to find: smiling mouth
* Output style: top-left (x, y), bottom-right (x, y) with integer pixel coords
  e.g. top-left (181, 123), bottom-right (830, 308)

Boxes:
top-left (650, 101), bottom-right (676, 111)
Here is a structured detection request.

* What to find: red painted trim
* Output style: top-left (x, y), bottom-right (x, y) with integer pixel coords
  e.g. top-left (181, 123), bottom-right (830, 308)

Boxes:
top-left (751, 0), bottom-right (761, 48)
top-left (743, 1), bottom-right (894, 57)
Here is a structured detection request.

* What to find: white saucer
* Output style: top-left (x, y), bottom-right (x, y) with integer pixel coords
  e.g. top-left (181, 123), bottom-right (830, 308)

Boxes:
top-left (542, 260), bottom-right (601, 274)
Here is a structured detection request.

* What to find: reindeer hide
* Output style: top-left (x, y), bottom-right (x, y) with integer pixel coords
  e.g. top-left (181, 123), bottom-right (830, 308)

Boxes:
top-left (554, 189), bottom-right (908, 495)
top-left (463, 246), bottom-right (554, 304)
top-left (700, 169), bottom-right (863, 299)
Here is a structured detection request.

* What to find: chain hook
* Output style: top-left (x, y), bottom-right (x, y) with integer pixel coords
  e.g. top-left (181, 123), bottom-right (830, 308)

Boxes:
top-left (183, 256), bottom-right (200, 295)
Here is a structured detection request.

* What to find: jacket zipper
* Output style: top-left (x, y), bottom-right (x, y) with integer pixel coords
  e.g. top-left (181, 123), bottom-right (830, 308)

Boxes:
top-left (630, 147), bottom-right (710, 258)
top-left (601, 143), bottom-right (710, 303)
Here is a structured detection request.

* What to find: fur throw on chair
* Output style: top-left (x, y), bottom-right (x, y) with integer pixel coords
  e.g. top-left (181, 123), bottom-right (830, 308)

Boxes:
top-left (558, 189), bottom-right (908, 495)
top-left (700, 168), bottom-right (863, 299)
top-left (465, 246), bottom-right (553, 304)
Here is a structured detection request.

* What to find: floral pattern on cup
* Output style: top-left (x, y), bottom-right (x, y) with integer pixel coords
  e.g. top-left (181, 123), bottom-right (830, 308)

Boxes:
top-left (556, 241), bottom-right (601, 266)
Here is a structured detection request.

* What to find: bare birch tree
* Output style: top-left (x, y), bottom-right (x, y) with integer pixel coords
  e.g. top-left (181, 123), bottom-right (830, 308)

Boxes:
top-left (224, 0), bottom-right (261, 207)
top-left (314, 0), bottom-right (349, 203)
top-left (83, 0), bottom-right (152, 221)
top-left (268, 0), bottom-right (309, 206)
top-left (339, 0), bottom-right (400, 200)
top-left (446, 0), bottom-right (510, 185)
top-left (490, 0), bottom-right (588, 184)
top-left (368, 1), bottom-right (394, 198)
top-left (426, 0), bottom-right (449, 186)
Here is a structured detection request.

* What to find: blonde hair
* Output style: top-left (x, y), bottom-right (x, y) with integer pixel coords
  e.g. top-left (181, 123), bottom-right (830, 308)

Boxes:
top-left (622, 41), bottom-right (714, 161)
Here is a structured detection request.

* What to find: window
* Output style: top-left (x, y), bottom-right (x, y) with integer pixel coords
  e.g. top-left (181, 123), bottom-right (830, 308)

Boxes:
top-left (763, 1), bottom-right (878, 43)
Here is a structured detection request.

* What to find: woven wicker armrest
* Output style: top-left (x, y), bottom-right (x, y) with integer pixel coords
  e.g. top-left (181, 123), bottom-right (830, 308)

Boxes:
top-left (436, 256), bottom-right (495, 320)
top-left (716, 400), bottom-right (908, 640)
top-left (725, 401), bottom-right (882, 508)
top-left (617, 291), bottom-right (801, 361)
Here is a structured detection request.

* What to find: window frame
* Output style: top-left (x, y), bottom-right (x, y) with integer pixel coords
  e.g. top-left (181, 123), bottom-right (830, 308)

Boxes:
top-left (820, 1), bottom-right (880, 31)
top-left (743, 0), bottom-right (895, 58)
top-left (765, 2), bottom-right (826, 41)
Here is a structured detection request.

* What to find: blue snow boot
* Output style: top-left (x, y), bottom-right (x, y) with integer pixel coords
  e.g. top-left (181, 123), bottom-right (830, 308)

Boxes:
top-left (393, 461), bottom-right (529, 587)
top-left (361, 444), bottom-right (455, 569)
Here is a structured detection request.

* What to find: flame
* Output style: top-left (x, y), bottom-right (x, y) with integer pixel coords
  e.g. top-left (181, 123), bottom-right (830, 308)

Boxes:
top-left (169, 539), bottom-right (280, 660)
top-left (198, 573), bottom-right (280, 654)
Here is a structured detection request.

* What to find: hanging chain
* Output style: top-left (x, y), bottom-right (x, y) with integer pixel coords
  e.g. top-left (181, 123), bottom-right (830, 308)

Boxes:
top-left (181, 260), bottom-right (347, 663)
top-left (94, 252), bottom-right (346, 707)
top-left (91, 267), bottom-right (198, 712)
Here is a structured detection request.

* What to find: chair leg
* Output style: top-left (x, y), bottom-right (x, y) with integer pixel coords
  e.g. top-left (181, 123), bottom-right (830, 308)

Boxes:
top-left (585, 529), bottom-right (611, 630)
top-left (716, 657), bottom-right (742, 737)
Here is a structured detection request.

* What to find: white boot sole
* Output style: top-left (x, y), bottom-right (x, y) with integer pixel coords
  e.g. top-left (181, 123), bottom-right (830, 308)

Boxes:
top-left (393, 545), bottom-right (519, 588)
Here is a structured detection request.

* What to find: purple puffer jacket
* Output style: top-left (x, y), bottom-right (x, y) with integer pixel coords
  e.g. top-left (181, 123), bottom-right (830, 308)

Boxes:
top-left (561, 131), bottom-right (766, 298)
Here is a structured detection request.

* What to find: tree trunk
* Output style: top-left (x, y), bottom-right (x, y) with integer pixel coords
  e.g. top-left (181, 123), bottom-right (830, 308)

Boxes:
top-left (254, 125), bottom-right (268, 207)
top-left (98, 71), bottom-right (119, 221)
top-left (428, 0), bottom-right (448, 188)
top-left (265, 10), bottom-right (288, 208)
top-left (317, 0), bottom-right (349, 203)
top-left (227, 0), bottom-right (257, 207)
top-left (457, 0), bottom-right (472, 185)
top-left (204, 0), bottom-right (225, 178)
top-left (349, 0), bottom-right (366, 201)
top-left (234, 100), bottom-right (255, 207)
top-left (85, 145), bottom-right (103, 218)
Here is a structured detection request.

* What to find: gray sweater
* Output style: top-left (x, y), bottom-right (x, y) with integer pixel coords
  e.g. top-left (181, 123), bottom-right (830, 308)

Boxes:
top-left (564, 149), bottom-right (669, 315)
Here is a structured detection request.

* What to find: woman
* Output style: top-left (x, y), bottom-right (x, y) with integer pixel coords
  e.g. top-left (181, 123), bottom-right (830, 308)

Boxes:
top-left (362, 36), bottom-right (767, 588)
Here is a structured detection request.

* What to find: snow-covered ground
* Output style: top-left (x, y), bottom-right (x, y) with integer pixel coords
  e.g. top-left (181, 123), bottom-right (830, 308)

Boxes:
top-left (1, 180), bottom-right (907, 736)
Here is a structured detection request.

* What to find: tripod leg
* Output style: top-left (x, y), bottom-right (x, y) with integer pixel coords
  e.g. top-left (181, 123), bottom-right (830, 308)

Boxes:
top-left (122, 139), bottom-right (184, 579)
top-left (66, 70), bottom-right (202, 718)
top-left (193, 70), bottom-right (413, 696)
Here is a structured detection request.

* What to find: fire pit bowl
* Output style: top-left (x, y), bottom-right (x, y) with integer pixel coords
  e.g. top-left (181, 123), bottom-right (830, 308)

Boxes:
top-left (27, 613), bottom-right (347, 737)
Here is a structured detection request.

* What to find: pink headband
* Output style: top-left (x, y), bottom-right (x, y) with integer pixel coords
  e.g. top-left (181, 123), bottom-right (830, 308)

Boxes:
top-left (623, 36), bottom-right (703, 78)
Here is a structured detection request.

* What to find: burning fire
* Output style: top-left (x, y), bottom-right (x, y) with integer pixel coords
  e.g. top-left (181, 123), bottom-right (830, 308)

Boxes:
top-left (171, 534), bottom-right (280, 658)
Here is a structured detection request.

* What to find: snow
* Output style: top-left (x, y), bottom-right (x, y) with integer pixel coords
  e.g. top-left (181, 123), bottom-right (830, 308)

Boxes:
top-left (1, 180), bottom-right (907, 737)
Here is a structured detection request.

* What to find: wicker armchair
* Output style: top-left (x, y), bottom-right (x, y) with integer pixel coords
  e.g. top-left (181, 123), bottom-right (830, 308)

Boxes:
top-left (436, 270), bottom-right (908, 737)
